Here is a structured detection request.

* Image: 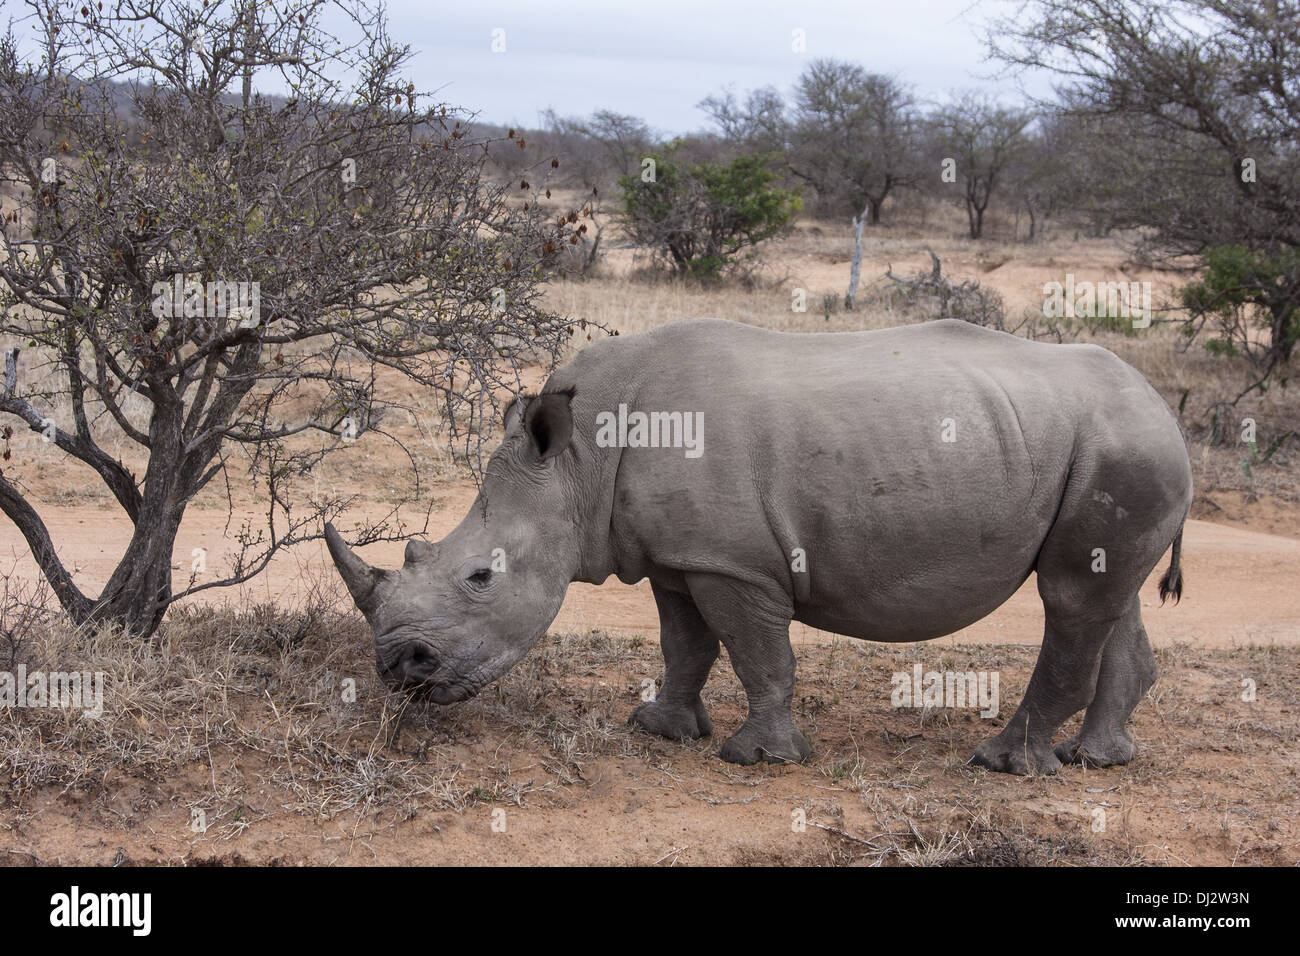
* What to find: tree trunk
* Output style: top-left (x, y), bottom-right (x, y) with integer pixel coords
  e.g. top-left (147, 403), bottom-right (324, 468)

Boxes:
top-left (91, 505), bottom-right (183, 635)
top-left (0, 465), bottom-right (183, 636)
top-left (582, 224), bottom-right (603, 273)
top-left (844, 204), bottom-right (869, 311)
top-left (21, 386), bottom-right (195, 637)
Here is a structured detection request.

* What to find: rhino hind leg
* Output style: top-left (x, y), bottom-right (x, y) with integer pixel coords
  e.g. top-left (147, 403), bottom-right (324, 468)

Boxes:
top-left (970, 445), bottom-right (1184, 775)
top-left (629, 583), bottom-right (719, 741)
top-left (971, 540), bottom-right (1129, 774)
top-left (968, 602), bottom-right (1122, 775)
top-left (681, 572), bottom-right (811, 766)
top-left (1054, 594), bottom-right (1156, 767)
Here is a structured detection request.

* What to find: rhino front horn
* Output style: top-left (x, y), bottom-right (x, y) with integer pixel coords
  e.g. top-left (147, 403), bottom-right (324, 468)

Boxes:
top-left (324, 522), bottom-right (387, 615)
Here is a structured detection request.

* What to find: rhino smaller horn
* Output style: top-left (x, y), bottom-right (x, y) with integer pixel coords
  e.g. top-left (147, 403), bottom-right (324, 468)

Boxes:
top-left (324, 522), bottom-right (387, 615)
top-left (404, 537), bottom-right (435, 565)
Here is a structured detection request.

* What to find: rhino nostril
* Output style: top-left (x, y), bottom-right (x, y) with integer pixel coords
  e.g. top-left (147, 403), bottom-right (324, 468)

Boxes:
top-left (401, 643), bottom-right (438, 675)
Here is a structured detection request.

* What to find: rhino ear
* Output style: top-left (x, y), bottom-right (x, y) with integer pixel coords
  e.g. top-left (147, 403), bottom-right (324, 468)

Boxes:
top-left (523, 387), bottom-right (574, 462)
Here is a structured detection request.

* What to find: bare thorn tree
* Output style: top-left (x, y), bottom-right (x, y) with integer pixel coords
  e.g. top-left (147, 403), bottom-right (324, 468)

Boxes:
top-left (933, 93), bottom-right (1033, 240)
top-left (0, 0), bottom-right (586, 637)
top-left (989, 0), bottom-right (1300, 396)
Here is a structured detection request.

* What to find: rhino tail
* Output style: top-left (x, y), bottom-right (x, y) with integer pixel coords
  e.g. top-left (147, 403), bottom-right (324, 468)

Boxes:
top-left (1158, 523), bottom-right (1185, 605)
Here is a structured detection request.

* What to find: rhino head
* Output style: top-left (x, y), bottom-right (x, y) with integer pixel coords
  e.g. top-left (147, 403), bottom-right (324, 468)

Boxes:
top-left (325, 387), bottom-right (588, 703)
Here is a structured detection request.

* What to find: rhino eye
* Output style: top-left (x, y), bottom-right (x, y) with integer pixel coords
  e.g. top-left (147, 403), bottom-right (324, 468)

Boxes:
top-left (466, 568), bottom-right (493, 588)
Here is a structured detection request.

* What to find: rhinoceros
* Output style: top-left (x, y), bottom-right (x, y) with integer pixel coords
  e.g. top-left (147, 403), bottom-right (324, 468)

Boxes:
top-left (326, 318), bottom-right (1191, 774)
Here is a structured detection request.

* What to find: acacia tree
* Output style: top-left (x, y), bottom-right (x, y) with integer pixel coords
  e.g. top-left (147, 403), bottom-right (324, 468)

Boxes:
top-left (701, 64), bottom-right (919, 307)
top-left (697, 85), bottom-right (789, 158)
top-left (1006, 118), bottom-right (1070, 241)
top-left (0, 0), bottom-right (582, 637)
top-left (933, 94), bottom-right (1032, 240)
top-left (990, 0), bottom-right (1300, 396)
top-left (703, 64), bottom-right (921, 224)
top-left (536, 109), bottom-right (634, 275)
top-left (536, 109), bottom-right (654, 184)
top-left (788, 62), bottom-right (918, 226)
top-left (1016, 107), bottom-right (1167, 240)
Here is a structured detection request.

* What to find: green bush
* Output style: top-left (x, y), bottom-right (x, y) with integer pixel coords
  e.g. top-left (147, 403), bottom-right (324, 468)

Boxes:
top-left (619, 152), bottom-right (800, 279)
top-left (1180, 245), bottom-right (1300, 378)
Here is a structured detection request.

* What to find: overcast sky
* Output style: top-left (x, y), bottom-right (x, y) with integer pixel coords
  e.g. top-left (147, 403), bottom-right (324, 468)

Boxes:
top-left (369, 0), bottom-right (1050, 133)
top-left (0, 0), bottom-right (1051, 132)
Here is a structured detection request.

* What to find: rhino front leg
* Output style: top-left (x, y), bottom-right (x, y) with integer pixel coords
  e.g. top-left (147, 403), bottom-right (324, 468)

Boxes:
top-left (629, 583), bottom-right (718, 740)
top-left (684, 573), bottom-right (810, 765)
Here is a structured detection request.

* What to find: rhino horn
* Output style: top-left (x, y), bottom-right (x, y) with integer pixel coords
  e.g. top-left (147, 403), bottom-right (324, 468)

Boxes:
top-left (324, 522), bottom-right (388, 615)
top-left (404, 537), bottom-right (436, 565)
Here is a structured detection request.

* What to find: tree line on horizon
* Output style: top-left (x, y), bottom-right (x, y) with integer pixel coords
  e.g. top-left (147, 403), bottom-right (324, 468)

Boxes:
top-left (489, 1), bottom-right (1298, 402)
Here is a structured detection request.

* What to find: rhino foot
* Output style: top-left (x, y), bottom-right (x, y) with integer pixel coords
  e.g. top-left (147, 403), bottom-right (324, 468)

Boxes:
top-left (1054, 731), bottom-right (1137, 768)
top-left (719, 717), bottom-right (811, 765)
top-left (629, 697), bottom-right (713, 740)
top-left (968, 736), bottom-right (1062, 776)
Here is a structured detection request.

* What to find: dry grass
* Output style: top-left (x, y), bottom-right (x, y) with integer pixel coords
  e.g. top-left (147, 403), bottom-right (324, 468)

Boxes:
top-left (2, 589), bottom-right (1296, 865)
top-left (0, 582), bottom-right (641, 831)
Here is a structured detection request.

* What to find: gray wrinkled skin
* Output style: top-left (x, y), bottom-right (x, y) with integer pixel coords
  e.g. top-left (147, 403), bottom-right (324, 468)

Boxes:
top-left (327, 318), bottom-right (1193, 774)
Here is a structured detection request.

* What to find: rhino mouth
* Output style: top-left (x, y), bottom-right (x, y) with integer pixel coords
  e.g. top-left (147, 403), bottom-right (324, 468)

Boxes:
top-left (413, 678), bottom-right (479, 705)
top-left (384, 670), bottom-right (480, 705)
top-left (379, 649), bottom-right (485, 705)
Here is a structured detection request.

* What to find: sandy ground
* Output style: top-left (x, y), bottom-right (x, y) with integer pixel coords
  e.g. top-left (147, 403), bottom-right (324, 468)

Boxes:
top-left (4, 624), bottom-right (1296, 867)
